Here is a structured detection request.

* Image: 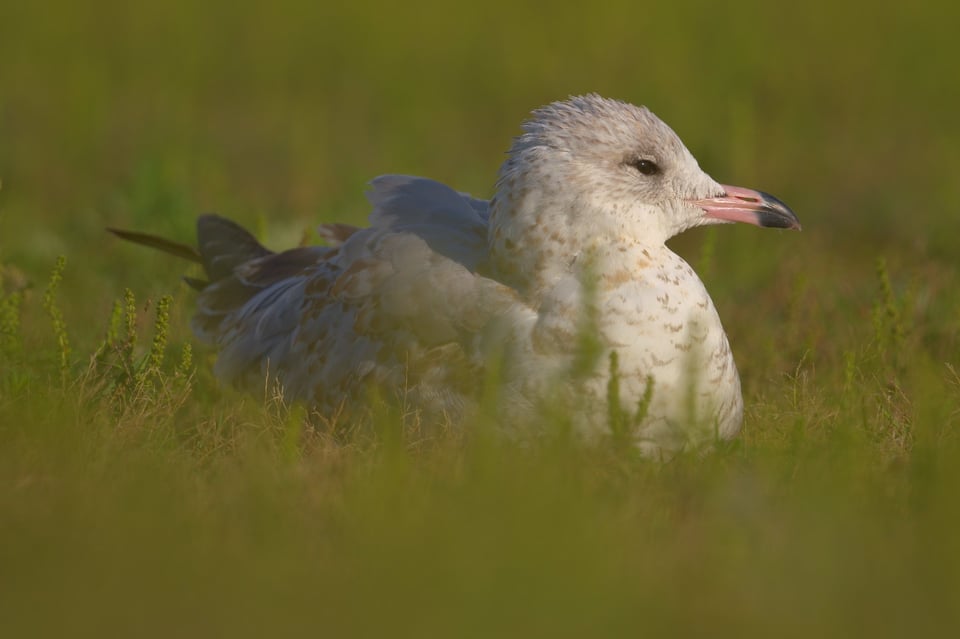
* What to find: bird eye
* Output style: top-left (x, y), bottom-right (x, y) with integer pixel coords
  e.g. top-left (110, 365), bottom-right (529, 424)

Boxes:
top-left (628, 158), bottom-right (660, 176)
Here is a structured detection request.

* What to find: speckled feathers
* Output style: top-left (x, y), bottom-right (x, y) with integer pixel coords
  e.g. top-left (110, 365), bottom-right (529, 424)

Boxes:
top-left (115, 95), bottom-right (800, 455)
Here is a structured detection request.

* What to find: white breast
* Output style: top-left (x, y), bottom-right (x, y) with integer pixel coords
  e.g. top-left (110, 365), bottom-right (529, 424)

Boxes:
top-left (514, 242), bottom-right (743, 454)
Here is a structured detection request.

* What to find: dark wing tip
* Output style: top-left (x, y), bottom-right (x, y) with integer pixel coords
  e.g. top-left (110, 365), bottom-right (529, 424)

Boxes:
top-left (195, 215), bottom-right (273, 282)
top-left (107, 227), bottom-right (203, 263)
top-left (182, 276), bottom-right (209, 291)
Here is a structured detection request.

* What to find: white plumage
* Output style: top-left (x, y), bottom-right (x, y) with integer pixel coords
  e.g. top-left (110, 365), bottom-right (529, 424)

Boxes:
top-left (114, 94), bottom-right (800, 455)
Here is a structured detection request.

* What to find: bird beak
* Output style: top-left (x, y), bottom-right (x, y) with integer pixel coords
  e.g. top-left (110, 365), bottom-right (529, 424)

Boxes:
top-left (689, 185), bottom-right (801, 230)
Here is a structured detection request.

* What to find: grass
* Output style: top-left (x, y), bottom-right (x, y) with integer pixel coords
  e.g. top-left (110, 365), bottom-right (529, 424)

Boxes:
top-left (3, 0), bottom-right (960, 636)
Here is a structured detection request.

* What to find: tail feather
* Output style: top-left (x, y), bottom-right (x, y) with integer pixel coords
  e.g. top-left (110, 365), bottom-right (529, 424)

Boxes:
top-left (107, 227), bottom-right (202, 263)
top-left (182, 276), bottom-right (210, 291)
top-left (197, 214), bottom-right (273, 282)
top-left (110, 214), bottom-right (318, 349)
top-left (109, 214), bottom-right (274, 286)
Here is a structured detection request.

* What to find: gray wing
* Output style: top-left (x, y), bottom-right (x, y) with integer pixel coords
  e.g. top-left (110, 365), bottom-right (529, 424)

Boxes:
top-left (363, 175), bottom-right (491, 271)
top-left (192, 177), bottom-right (533, 418)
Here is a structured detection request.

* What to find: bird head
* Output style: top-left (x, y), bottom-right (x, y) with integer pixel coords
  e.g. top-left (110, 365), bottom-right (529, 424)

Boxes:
top-left (492, 94), bottom-right (800, 252)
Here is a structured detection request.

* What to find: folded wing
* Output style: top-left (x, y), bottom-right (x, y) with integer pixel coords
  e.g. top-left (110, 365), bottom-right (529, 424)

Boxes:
top-left (192, 176), bottom-right (533, 417)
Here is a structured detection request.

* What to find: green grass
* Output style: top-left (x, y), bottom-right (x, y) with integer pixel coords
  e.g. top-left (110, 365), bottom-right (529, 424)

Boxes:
top-left (3, 1), bottom-right (960, 636)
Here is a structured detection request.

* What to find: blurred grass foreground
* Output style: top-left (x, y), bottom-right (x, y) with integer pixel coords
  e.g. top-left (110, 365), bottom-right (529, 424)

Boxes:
top-left (2, 1), bottom-right (960, 637)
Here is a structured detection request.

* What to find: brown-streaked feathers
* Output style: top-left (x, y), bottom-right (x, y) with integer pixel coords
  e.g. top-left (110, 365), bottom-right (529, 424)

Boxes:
top-left (106, 95), bottom-right (799, 457)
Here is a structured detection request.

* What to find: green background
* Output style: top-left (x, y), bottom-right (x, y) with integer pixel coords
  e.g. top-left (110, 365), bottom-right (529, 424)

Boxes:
top-left (2, 1), bottom-right (959, 636)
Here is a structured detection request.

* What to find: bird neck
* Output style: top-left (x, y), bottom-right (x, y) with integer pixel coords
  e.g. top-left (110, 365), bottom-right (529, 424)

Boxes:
top-left (488, 181), bottom-right (677, 299)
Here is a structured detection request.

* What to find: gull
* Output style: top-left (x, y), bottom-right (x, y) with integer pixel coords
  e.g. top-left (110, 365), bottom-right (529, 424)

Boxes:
top-left (111, 94), bottom-right (799, 455)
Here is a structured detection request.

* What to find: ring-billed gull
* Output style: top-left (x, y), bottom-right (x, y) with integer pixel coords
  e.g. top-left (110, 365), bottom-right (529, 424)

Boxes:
top-left (111, 94), bottom-right (800, 455)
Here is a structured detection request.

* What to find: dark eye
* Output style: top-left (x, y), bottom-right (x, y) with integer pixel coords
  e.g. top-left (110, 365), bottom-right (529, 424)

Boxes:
top-left (628, 158), bottom-right (660, 176)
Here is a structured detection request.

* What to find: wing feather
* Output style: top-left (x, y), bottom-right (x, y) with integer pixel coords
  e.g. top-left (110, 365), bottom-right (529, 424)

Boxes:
top-left (189, 176), bottom-right (533, 418)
